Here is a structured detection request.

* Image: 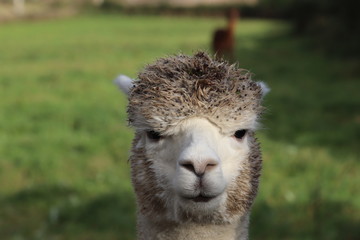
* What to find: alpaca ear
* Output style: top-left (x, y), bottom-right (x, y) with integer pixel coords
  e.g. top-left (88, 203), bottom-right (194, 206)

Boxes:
top-left (257, 81), bottom-right (270, 99)
top-left (114, 74), bottom-right (135, 95)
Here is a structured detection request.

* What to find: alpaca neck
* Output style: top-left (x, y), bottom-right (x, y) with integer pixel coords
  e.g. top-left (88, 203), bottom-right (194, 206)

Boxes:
top-left (227, 17), bottom-right (237, 36)
top-left (137, 214), bottom-right (250, 240)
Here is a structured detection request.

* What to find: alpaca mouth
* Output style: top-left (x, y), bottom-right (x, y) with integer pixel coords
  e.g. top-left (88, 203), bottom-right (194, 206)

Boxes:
top-left (186, 194), bottom-right (215, 203)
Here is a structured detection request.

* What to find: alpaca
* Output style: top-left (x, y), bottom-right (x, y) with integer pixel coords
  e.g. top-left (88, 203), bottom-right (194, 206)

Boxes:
top-left (212, 8), bottom-right (239, 61)
top-left (114, 52), bottom-right (269, 240)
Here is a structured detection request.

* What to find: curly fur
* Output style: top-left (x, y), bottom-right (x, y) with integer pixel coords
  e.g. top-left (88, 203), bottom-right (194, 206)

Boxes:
top-left (121, 52), bottom-right (266, 239)
top-left (128, 52), bottom-right (264, 134)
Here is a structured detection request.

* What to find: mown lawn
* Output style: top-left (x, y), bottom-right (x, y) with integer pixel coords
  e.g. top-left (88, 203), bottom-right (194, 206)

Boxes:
top-left (0, 14), bottom-right (359, 240)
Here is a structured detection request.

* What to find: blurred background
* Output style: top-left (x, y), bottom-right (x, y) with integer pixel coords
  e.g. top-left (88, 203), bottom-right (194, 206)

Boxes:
top-left (0, 0), bottom-right (359, 239)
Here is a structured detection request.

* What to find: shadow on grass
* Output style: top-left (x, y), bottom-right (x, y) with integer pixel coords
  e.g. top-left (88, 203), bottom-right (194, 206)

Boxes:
top-left (251, 198), bottom-right (360, 240)
top-left (0, 185), bottom-right (136, 240)
top-left (2, 185), bottom-right (359, 240)
top-left (235, 29), bottom-right (360, 155)
top-left (54, 191), bottom-right (136, 233)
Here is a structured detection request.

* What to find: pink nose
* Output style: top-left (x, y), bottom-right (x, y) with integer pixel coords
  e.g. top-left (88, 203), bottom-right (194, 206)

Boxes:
top-left (179, 159), bottom-right (218, 177)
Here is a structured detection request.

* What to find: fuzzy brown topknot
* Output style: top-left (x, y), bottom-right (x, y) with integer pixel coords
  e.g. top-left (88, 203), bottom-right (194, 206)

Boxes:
top-left (127, 51), bottom-right (264, 133)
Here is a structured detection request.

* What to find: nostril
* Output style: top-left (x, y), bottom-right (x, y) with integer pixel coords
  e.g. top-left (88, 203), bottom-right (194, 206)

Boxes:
top-left (205, 162), bottom-right (218, 172)
top-left (181, 162), bottom-right (195, 173)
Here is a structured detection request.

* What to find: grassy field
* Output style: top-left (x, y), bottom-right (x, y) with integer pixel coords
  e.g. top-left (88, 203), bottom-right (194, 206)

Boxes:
top-left (0, 14), bottom-right (359, 240)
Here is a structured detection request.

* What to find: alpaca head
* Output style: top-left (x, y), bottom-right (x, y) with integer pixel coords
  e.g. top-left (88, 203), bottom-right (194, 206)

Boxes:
top-left (226, 8), bottom-right (240, 20)
top-left (116, 52), bottom-right (268, 224)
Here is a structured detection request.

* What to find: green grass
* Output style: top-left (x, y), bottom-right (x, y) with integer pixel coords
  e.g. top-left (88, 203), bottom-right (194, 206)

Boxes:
top-left (0, 14), bottom-right (359, 240)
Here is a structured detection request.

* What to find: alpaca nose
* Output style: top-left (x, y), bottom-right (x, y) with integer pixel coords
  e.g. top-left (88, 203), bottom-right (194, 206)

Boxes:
top-left (179, 159), bottom-right (218, 177)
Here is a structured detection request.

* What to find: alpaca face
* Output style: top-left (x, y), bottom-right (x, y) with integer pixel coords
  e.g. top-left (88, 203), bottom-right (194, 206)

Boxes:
top-left (115, 52), bottom-right (268, 224)
top-left (133, 116), bottom-right (255, 221)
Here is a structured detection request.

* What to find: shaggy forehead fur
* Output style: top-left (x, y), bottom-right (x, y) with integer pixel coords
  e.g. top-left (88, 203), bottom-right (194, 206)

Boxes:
top-left (128, 51), bottom-right (263, 133)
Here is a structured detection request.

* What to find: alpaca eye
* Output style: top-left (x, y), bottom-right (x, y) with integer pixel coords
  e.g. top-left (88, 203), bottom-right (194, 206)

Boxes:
top-left (146, 130), bottom-right (162, 141)
top-left (234, 130), bottom-right (247, 139)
